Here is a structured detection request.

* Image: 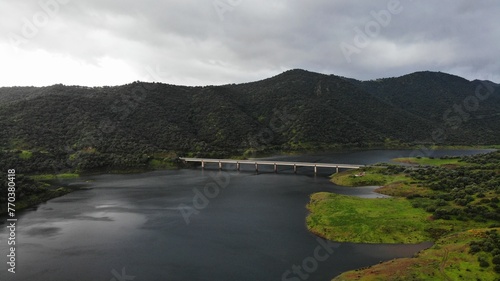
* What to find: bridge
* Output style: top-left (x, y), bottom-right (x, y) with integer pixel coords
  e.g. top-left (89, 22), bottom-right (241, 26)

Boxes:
top-left (179, 158), bottom-right (364, 174)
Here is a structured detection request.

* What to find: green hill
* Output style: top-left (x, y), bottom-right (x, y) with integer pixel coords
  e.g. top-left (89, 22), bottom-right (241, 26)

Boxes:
top-left (0, 69), bottom-right (498, 174)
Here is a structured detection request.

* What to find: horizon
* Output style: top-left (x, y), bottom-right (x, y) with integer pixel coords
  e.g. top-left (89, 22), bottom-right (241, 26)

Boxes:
top-left (1, 1), bottom-right (499, 87)
top-left (1, 68), bottom-right (498, 89)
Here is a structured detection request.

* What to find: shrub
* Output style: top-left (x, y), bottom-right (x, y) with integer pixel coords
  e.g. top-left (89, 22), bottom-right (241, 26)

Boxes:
top-left (492, 255), bottom-right (500, 265)
top-left (469, 244), bottom-right (481, 254)
top-left (478, 257), bottom-right (490, 268)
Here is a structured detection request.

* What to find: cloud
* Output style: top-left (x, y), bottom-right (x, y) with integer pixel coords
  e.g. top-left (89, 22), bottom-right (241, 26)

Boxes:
top-left (1, 0), bottom-right (499, 87)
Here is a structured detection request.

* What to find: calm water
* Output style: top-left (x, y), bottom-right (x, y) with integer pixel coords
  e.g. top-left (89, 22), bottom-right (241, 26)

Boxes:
top-left (0, 149), bottom-right (493, 281)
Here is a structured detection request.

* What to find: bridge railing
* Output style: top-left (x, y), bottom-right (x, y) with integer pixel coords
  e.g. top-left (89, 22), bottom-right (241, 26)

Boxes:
top-left (178, 157), bottom-right (364, 174)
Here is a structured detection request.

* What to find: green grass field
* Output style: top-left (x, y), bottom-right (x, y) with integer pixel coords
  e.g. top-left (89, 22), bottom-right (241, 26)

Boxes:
top-left (331, 167), bottom-right (409, 187)
top-left (333, 228), bottom-right (500, 281)
top-left (306, 192), bottom-right (433, 243)
top-left (148, 158), bottom-right (177, 169)
top-left (310, 158), bottom-right (499, 280)
top-left (29, 173), bottom-right (80, 181)
top-left (392, 157), bottom-right (465, 166)
top-left (306, 192), bottom-right (491, 243)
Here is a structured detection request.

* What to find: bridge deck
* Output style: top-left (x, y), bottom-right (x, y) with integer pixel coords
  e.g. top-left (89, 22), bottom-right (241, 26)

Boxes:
top-left (179, 158), bottom-right (364, 170)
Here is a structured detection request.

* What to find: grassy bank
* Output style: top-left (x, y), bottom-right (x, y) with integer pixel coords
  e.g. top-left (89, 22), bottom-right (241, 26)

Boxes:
top-left (392, 157), bottom-right (466, 166)
top-left (29, 173), bottom-right (80, 181)
top-left (314, 152), bottom-right (500, 280)
top-left (306, 192), bottom-right (487, 244)
top-left (306, 192), bottom-right (432, 243)
top-left (333, 228), bottom-right (500, 281)
top-left (0, 177), bottom-right (84, 215)
top-left (13, 186), bottom-right (75, 211)
top-left (330, 167), bottom-right (410, 187)
top-left (1, 159), bottom-right (183, 216)
top-left (330, 167), bottom-right (432, 197)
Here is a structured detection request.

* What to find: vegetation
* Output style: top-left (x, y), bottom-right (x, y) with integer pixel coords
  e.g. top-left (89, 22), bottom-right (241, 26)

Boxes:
top-left (331, 166), bottom-right (409, 186)
top-left (29, 173), bottom-right (80, 181)
top-left (318, 151), bottom-right (500, 280)
top-left (392, 156), bottom-right (465, 167)
top-left (469, 229), bottom-right (500, 274)
top-left (0, 70), bottom-right (498, 277)
top-left (0, 70), bottom-right (499, 177)
top-left (333, 228), bottom-right (500, 281)
top-left (307, 192), bottom-right (433, 243)
top-left (0, 173), bottom-right (78, 214)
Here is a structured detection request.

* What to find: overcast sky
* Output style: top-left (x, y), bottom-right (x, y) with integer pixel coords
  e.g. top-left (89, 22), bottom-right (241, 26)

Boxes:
top-left (1, 0), bottom-right (499, 87)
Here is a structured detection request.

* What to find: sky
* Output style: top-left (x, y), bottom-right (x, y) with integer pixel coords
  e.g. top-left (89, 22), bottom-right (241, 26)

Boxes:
top-left (1, 0), bottom-right (499, 87)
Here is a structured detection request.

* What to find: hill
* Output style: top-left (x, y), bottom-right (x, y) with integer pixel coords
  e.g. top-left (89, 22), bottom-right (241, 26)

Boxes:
top-left (0, 69), bottom-right (499, 175)
top-left (349, 71), bottom-right (500, 144)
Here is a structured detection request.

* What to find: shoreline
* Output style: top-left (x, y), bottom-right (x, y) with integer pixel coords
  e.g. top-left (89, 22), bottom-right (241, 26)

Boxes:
top-left (1, 166), bottom-right (179, 216)
top-left (240, 145), bottom-right (498, 159)
top-left (310, 152), bottom-right (500, 280)
top-left (4, 150), bottom-right (499, 279)
top-left (6, 146), bottom-right (497, 216)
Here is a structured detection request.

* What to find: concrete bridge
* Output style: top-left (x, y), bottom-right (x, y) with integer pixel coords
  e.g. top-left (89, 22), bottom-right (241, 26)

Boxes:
top-left (179, 158), bottom-right (364, 174)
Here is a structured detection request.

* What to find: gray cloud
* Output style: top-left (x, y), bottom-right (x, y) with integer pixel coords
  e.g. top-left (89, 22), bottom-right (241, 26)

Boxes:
top-left (1, 0), bottom-right (499, 86)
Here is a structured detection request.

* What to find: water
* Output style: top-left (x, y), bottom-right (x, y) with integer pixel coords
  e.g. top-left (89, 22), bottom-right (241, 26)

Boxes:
top-left (0, 149), bottom-right (493, 281)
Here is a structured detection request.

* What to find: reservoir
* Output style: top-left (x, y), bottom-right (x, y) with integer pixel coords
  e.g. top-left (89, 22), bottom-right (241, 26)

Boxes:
top-left (0, 149), bottom-right (493, 280)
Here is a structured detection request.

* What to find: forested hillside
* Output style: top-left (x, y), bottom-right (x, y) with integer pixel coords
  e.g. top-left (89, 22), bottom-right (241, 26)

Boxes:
top-left (0, 69), bottom-right (498, 174)
top-left (349, 71), bottom-right (500, 143)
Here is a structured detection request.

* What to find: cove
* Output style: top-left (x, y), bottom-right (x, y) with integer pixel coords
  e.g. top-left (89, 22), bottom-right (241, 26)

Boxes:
top-left (0, 149), bottom-right (493, 281)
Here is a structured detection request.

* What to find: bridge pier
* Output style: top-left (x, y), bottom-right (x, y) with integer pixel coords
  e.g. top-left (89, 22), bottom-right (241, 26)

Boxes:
top-left (179, 158), bottom-right (363, 175)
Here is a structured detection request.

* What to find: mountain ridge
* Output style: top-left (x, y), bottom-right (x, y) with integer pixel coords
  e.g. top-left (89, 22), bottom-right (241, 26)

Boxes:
top-left (0, 69), bottom-right (499, 174)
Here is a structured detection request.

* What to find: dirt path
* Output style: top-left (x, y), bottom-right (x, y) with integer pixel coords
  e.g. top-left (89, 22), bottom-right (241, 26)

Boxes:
top-left (439, 248), bottom-right (453, 281)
